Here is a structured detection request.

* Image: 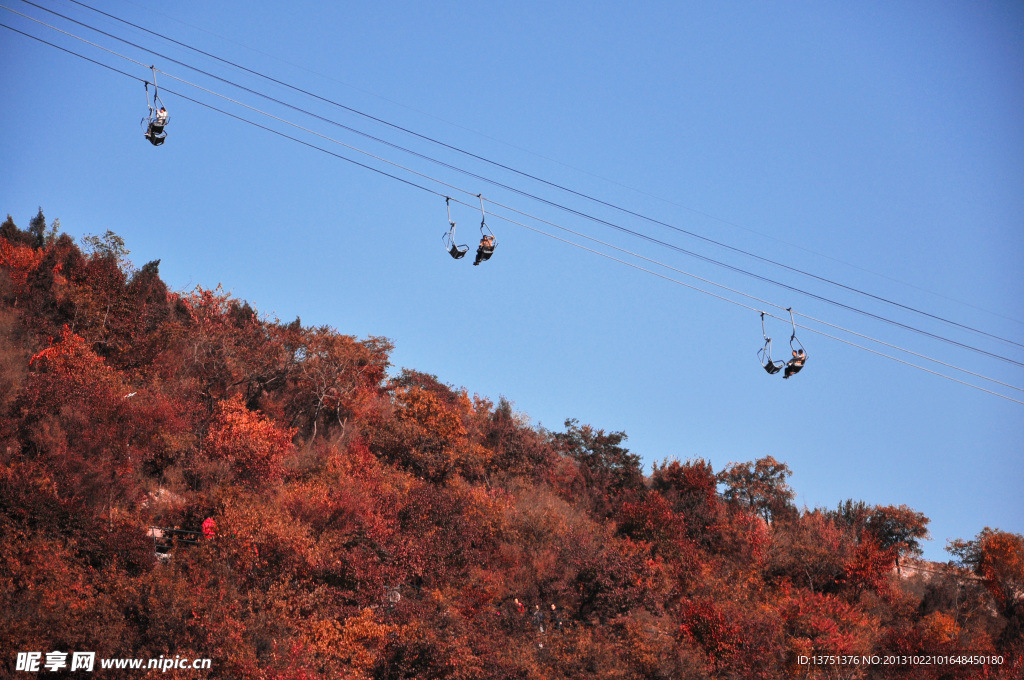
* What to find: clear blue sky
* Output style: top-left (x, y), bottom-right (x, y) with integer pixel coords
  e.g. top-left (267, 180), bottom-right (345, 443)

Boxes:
top-left (2, 0), bottom-right (1021, 560)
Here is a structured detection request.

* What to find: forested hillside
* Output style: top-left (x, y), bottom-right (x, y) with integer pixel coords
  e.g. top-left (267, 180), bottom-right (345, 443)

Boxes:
top-left (1, 211), bottom-right (1021, 679)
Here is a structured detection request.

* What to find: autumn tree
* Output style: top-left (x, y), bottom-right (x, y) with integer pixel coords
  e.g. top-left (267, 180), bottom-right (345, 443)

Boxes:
top-left (203, 395), bottom-right (295, 486)
top-left (285, 326), bottom-right (391, 439)
top-left (865, 504), bottom-right (930, 570)
top-left (481, 396), bottom-right (555, 482)
top-left (17, 326), bottom-right (142, 513)
top-left (827, 499), bottom-right (929, 594)
top-left (767, 510), bottom-right (856, 595)
top-left (0, 228), bottom-right (44, 299)
top-left (650, 458), bottom-right (721, 549)
top-left (949, 528), bottom-right (1024, 648)
top-left (553, 418), bottom-right (643, 517)
top-left (717, 455), bottom-right (796, 524)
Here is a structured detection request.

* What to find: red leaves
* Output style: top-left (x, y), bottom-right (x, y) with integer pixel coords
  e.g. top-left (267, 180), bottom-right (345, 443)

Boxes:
top-left (972, 531), bottom-right (1024, 609)
top-left (844, 534), bottom-right (897, 598)
top-left (204, 395), bottom-right (295, 485)
top-left (6, 222), bottom-right (1024, 678)
top-left (678, 598), bottom-right (740, 664)
top-left (950, 527), bottom-right (1024, 633)
top-left (0, 238), bottom-right (44, 295)
top-left (783, 591), bottom-right (871, 658)
top-left (28, 326), bottom-right (118, 395)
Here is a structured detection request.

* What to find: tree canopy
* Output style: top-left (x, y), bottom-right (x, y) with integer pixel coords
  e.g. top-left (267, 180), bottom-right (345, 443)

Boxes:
top-left (1, 213), bottom-right (1019, 679)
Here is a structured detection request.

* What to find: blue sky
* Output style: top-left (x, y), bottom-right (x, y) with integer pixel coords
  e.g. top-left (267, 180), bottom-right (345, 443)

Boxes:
top-left (2, 0), bottom-right (1021, 560)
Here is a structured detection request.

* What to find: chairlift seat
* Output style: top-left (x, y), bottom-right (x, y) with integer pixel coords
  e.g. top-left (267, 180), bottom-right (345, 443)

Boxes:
top-left (757, 342), bottom-right (784, 375)
top-left (448, 243), bottom-right (468, 259)
top-left (141, 114), bottom-right (167, 145)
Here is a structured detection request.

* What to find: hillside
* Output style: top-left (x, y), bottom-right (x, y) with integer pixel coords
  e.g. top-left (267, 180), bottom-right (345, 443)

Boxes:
top-left (1, 211), bottom-right (1021, 679)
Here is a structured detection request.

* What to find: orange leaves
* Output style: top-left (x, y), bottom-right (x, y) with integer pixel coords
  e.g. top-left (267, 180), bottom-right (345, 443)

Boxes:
top-left (29, 326), bottom-right (117, 390)
top-left (950, 528), bottom-right (1024, 618)
top-left (179, 286), bottom-right (237, 326)
top-left (767, 510), bottom-right (856, 596)
top-left (973, 530), bottom-right (1024, 608)
top-left (204, 395), bottom-right (295, 485)
top-left (396, 384), bottom-right (467, 443)
top-left (389, 384), bottom-right (480, 480)
top-left (920, 611), bottom-right (959, 645)
top-left (0, 238), bottom-right (43, 294)
top-left (844, 535), bottom-right (897, 598)
top-left (303, 609), bottom-right (392, 679)
top-left (783, 590), bottom-right (873, 660)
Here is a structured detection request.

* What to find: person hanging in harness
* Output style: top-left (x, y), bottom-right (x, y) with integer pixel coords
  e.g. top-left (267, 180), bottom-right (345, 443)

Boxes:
top-left (782, 308), bottom-right (807, 379)
top-left (143, 67), bottom-right (169, 146)
top-left (473, 195), bottom-right (497, 265)
top-left (146, 106), bottom-right (168, 142)
top-left (783, 348), bottom-right (806, 379)
top-left (474, 233), bottom-right (495, 266)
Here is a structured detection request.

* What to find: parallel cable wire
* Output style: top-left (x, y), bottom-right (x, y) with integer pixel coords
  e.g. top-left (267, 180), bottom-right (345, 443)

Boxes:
top-left (3, 21), bottom-right (1023, 408)
top-left (482, 198), bottom-right (1024, 393)
top-left (11, 1), bottom-right (1024, 360)
top-left (481, 206), bottom-right (1024, 406)
top-left (60, 1), bottom-right (1024, 333)
top-left (125, 55), bottom-right (1024, 392)
top-left (0, 8), bottom-right (474, 198)
top-left (32, 0), bottom-right (1024, 350)
top-left (77, 0), bottom-right (1024, 332)
top-left (0, 25), bottom-right (442, 196)
top-left (17, 4), bottom-right (1024, 383)
top-left (50, 1), bottom-right (1024, 333)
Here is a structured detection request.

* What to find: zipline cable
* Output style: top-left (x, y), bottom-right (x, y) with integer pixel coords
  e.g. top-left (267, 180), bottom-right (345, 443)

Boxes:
top-left (479, 205), bottom-right (1024, 406)
top-left (51, 0), bottom-right (1024, 334)
top-left (11, 0), bottom-right (1024, 356)
top-left (120, 52), bottom-right (1024, 390)
top-left (479, 197), bottom-right (1024, 393)
top-left (3, 21), bottom-right (1023, 407)
top-left (5, 14), bottom-right (1024, 394)
top-left (8, 4), bottom-right (1024, 372)
top-left (172, 47), bottom-right (1024, 395)
top-left (0, 23), bottom-right (443, 195)
top-left (39, 0), bottom-right (1024, 342)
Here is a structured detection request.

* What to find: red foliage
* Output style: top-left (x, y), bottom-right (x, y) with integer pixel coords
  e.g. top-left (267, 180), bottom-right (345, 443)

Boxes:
top-left (0, 238), bottom-right (44, 294)
top-left (204, 395), bottom-right (295, 484)
top-left (0, 221), bottom-right (1017, 678)
top-left (844, 534), bottom-right (897, 598)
